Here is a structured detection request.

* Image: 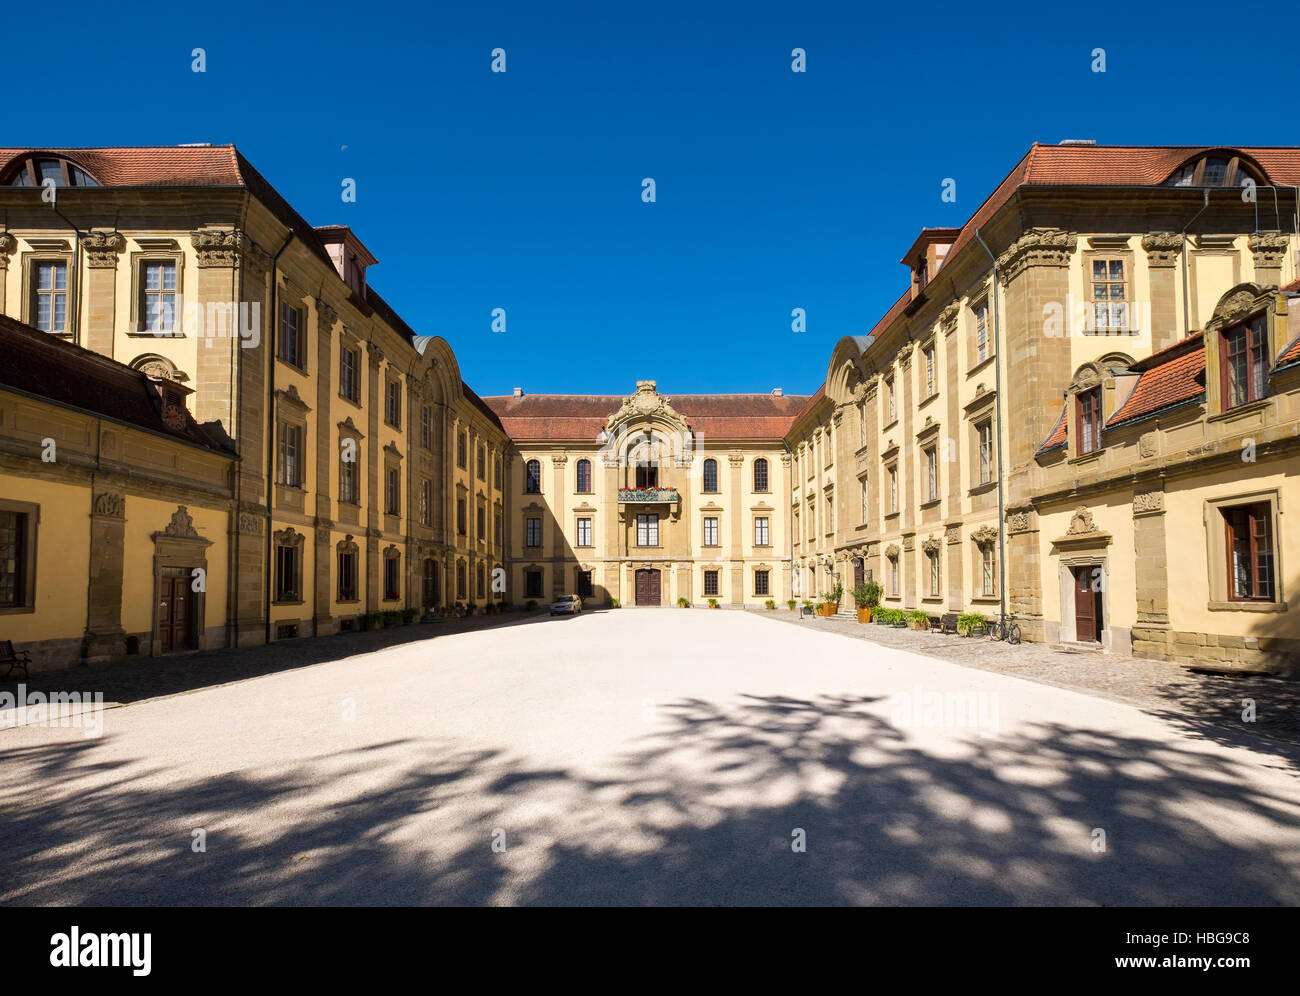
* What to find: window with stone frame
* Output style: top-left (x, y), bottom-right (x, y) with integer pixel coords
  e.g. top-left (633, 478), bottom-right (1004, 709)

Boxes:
top-left (476, 562), bottom-right (486, 599)
top-left (525, 459), bottom-right (542, 494)
top-left (457, 561), bottom-right (468, 599)
top-left (702, 458), bottom-right (718, 493)
top-left (576, 516), bottom-right (593, 547)
top-left (980, 543), bottom-right (996, 597)
top-left (336, 541), bottom-right (359, 601)
top-left (577, 570), bottom-right (594, 598)
top-left (277, 421), bottom-right (303, 487)
top-left (754, 569), bottom-right (770, 597)
top-left (887, 553), bottom-right (900, 596)
top-left (976, 419), bottom-right (994, 486)
top-left (31, 260), bottom-right (69, 333)
top-left (1077, 387), bottom-right (1103, 454)
top-left (887, 464), bottom-right (898, 513)
top-left (383, 549), bottom-right (401, 601)
top-left (494, 506), bottom-right (503, 545)
top-left (576, 458), bottom-right (593, 493)
top-left (525, 516), bottom-right (542, 548)
top-left (860, 476), bottom-right (869, 524)
top-left (974, 301), bottom-right (989, 364)
top-left (753, 458), bottom-right (769, 493)
top-left (1089, 258), bottom-right (1130, 334)
top-left (754, 516), bottom-right (770, 547)
top-left (928, 549), bottom-right (940, 597)
top-left (1220, 313), bottom-right (1269, 410)
top-left (703, 569), bottom-right (719, 596)
top-left (458, 498), bottom-right (468, 536)
top-left (385, 465), bottom-right (401, 515)
top-left (924, 445), bottom-right (939, 502)
top-left (924, 343), bottom-right (937, 398)
top-left (457, 432), bottom-right (467, 470)
top-left (1222, 501), bottom-right (1276, 601)
top-left (703, 516), bottom-right (719, 547)
top-left (339, 437), bottom-right (359, 504)
top-left (385, 379), bottom-right (402, 429)
top-left (419, 404), bottom-right (432, 448)
top-left (273, 531), bottom-right (303, 602)
top-left (278, 301), bottom-right (305, 369)
top-left (420, 478), bottom-right (432, 526)
top-left (340, 345), bottom-right (361, 404)
top-left (825, 493), bottom-right (834, 533)
top-left (477, 444), bottom-right (486, 480)
top-left (885, 377), bottom-right (896, 423)
top-left (0, 502), bottom-right (37, 611)
top-left (525, 569), bottom-right (543, 599)
top-left (476, 502), bottom-right (485, 538)
top-left (859, 402), bottom-right (867, 448)
top-left (636, 513), bottom-right (659, 547)
top-left (140, 260), bottom-right (178, 334)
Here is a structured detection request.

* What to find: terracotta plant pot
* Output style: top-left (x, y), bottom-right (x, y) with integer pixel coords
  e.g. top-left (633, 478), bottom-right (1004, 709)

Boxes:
top-left (857, 607), bottom-right (872, 623)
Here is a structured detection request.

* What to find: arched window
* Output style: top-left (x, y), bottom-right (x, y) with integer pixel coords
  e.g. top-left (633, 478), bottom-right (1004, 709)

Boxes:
top-left (1164, 152), bottom-right (1262, 189)
top-left (525, 459), bottom-right (541, 494)
top-left (753, 457), bottom-right (769, 493)
top-left (4, 153), bottom-right (99, 187)
top-left (575, 458), bottom-right (592, 493)
top-left (702, 458), bottom-right (718, 493)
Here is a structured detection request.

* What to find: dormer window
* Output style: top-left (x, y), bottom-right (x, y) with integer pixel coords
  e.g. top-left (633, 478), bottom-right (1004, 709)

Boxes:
top-left (1165, 153), bottom-right (1259, 189)
top-left (4, 155), bottom-right (99, 187)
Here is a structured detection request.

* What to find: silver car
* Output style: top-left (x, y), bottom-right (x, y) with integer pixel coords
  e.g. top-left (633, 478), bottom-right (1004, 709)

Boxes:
top-left (550, 594), bottom-right (583, 616)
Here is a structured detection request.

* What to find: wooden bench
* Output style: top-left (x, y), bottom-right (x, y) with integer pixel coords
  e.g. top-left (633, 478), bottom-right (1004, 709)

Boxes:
top-left (928, 615), bottom-right (943, 632)
top-left (1, 640), bottom-right (31, 680)
top-left (939, 613), bottom-right (959, 635)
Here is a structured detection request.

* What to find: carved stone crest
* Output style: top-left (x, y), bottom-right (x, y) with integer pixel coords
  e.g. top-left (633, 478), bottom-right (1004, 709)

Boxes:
top-left (1066, 506), bottom-right (1096, 535)
top-left (972, 525), bottom-right (999, 547)
top-left (93, 492), bottom-right (125, 519)
top-left (238, 512), bottom-right (263, 535)
top-left (885, 543), bottom-right (901, 559)
top-left (945, 524), bottom-right (962, 544)
top-left (164, 505), bottom-right (200, 538)
top-left (1133, 489), bottom-right (1165, 515)
top-left (922, 536), bottom-right (942, 555)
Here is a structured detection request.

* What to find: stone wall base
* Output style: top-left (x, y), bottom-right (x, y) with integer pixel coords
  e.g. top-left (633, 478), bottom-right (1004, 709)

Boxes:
top-left (1133, 627), bottom-right (1300, 676)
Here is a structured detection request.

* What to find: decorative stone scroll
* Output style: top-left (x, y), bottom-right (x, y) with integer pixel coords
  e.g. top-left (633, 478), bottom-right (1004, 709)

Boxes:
top-left (996, 228), bottom-right (1077, 283)
top-left (922, 536), bottom-right (942, 555)
top-left (971, 525), bottom-right (999, 547)
top-left (84, 231), bottom-right (126, 268)
top-left (1141, 231), bottom-right (1183, 267)
top-left (1249, 231), bottom-right (1288, 270)
top-left (191, 229), bottom-right (251, 268)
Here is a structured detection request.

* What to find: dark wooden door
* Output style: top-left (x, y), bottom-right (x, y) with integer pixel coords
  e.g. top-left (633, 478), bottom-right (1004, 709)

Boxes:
top-left (1073, 566), bottom-right (1102, 643)
top-left (422, 559), bottom-right (438, 608)
top-left (635, 569), bottom-right (661, 606)
top-left (853, 559), bottom-right (864, 589)
top-left (158, 568), bottom-right (195, 653)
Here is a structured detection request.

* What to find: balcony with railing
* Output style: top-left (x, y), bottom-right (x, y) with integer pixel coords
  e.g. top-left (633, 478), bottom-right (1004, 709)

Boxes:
top-left (617, 487), bottom-right (680, 505)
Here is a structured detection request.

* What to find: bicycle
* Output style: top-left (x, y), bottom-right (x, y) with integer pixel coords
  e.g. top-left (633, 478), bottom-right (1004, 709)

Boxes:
top-left (988, 613), bottom-right (1022, 645)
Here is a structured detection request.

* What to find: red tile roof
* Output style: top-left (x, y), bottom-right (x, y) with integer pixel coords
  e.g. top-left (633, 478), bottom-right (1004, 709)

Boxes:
top-left (0, 314), bottom-right (235, 453)
top-left (0, 145), bottom-right (243, 187)
top-left (480, 392), bottom-right (812, 441)
top-left (1107, 334), bottom-right (1206, 427)
top-left (1037, 405), bottom-right (1068, 453)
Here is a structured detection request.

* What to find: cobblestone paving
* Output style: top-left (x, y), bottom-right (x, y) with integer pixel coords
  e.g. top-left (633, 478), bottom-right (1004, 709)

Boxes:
top-left (754, 608), bottom-right (1300, 746)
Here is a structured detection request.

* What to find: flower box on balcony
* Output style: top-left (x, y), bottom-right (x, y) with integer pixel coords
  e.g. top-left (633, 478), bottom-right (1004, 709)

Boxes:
top-left (617, 487), bottom-right (680, 503)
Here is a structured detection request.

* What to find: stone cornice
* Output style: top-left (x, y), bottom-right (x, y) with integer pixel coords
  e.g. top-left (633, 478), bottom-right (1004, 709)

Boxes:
top-left (1248, 230), bottom-right (1288, 268)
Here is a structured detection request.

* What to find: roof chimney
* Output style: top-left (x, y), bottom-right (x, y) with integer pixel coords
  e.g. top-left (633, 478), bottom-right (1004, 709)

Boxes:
top-left (1058, 139), bottom-right (1096, 146)
top-left (512, 387), bottom-right (523, 397)
top-left (772, 388), bottom-right (783, 396)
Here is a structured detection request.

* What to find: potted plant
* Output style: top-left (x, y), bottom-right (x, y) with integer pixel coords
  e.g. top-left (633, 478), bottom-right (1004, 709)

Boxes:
top-left (852, 579), bottom-right (882, 623)
top-left (610, 597), bottom-right (620, 609)
top-left (801, 600), bottom-right (814, 616)
top-left (764, 599), bottom-right (776, 610)
top-left (401, 607), bottom-right (418, 625)
top-left (787, 599), bottom-right (797, 611)
top-left (906, 609), bottom-right (929, 631)
top-left (707, 598), bottom-right (720, 609)
top-left (677, 596), bottom-right (689, 608)
top-left (957, 611), bottom-right (986, 637)
top-left (362, 611), bottom-right (383, 631)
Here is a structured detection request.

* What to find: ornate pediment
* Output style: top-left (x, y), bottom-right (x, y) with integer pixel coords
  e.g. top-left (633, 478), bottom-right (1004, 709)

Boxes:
top-left (1206, 282), bottom-right (1269, 332)
top-left (1066, 506), bottom-right (1096, 535)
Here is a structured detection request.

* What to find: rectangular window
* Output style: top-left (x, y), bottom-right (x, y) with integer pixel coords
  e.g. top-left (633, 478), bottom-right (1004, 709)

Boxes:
top-left (142, 261), bottom-right (178, 333)
top-left (925, 345), bottom-right (936, 397)
top-left (525, 570), bottom-right (543, 599)
top-left (384, 556), bottom-right (401, 601)
top-left (1223, 502), bottom-right (1275, 601)
top-left (420, 405), bottom-right (432, 449)
top-left (860, 478), bottom-right (869, 524)
top-left (925, 446), bottom-right (938, 502)
top-left (0, 509), bottom-right (31, 608)
top-left (754, 570), bottom-right (770, 596)
top-left (576, 517), bottom-right (593, 547)
top-left (340, 346), bottom-right (360, 403)
top-left (825, 496), bottom-right (834, 532)
top-left (525, 516), bottom-right (542, 548)
top-left (636, 513), bottom-right (659, 547)
top-left (703, 516), bottom-right (719, 546)
top-left (978, 421), bottom-right (994, 485)
top-left (385, 380), bottom-right (401, 429)
top-left (494, 510), bottom-right (502, 546)
top-left (476, 504), bottom-right (485, 537)
top-left (975, 303), bottom-right (989, 362)
top-left (339, 443), bottom-right (358, 504)
top-left (457, 562), bottom-right (467, 599)
top-left (477, 445), bottom-right (486, 480)
top-left (278, 301), bottom-right (304, 368)
top-left (458, 498), bottom-right (468, 536)
top-left (457, 433), bottom-right (467, 470)
top-left (888, 557), bottom-right (899, 597)
top-left (635, 463), bottom-right (659, 489)
top-left (385, 466), bottom-right (401, 515)
top-left (929, 551), bottom-right (940, 597)
top-left (704, 570), bottom-right (719, 596)
top-left (277, 422), bottom-right (302, 487)
top-left (1221, 316), bottom-right (1269, 410)
top-left (888, 465), bottom-right (898, 513)
top-left (1090, 258), bottom-right (1128, 333)
top-left (982, 546), bottom-right (995, 597)
top-left (477, 564), bottom-right (486, 599)
top-left (886, 378), bottom-right (896, 423)
top-left (859, 403), bottom-right (867, 448)
top-left (337, 549), bottom-right (358, 601)
top-left (754, 516), bottom-right (770, 546)
top-left (275, 544), bottom-right (300, 601)
top-left (33, 261), bottom-right (69, 333)
top-left (420, 479), bottom-right (432, 526)
top-left (1077, 388), bottom-right (1102, 455)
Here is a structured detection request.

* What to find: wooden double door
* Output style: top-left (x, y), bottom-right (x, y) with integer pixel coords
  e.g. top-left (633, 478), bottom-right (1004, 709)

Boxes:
top-left (1071, 565), bottom-right (1104, 644)
top-left (634, 568), bottom-right (661, 606)
top-left (157, 566), bottom-right (196, 653)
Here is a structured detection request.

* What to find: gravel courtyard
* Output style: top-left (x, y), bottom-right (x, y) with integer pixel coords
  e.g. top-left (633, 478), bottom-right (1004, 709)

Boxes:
top-left (2, 609), bottom-right (1298, 906)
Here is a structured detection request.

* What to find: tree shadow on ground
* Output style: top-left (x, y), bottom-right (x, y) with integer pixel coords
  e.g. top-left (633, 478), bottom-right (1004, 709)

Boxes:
top-left (2, 692), bottom-right (1297, 906)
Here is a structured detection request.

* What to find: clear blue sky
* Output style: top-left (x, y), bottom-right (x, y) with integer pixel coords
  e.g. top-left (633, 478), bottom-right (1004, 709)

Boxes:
top-left (12, 1), bottom-right (1298, 396)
